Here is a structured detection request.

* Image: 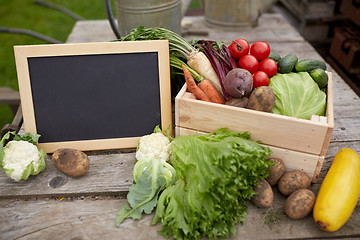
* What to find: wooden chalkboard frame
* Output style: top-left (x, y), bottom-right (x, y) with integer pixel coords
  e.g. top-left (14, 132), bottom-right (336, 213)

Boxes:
top-left (14, 40), bottom-right (172, 153)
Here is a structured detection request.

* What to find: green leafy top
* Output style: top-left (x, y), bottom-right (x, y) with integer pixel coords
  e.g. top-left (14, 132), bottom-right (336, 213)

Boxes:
top-left (118, 26), bottom-right (196, 60)
top-left (13, 132), bottom-right (41, 145)
top-left (153, 124), bottom-right (173, 142)
top-left (152, 128), bottom-right (273, 240)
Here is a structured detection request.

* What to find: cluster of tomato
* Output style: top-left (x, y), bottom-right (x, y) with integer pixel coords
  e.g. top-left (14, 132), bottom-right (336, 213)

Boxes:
top-left (228, 39), bottom-right (278, 89)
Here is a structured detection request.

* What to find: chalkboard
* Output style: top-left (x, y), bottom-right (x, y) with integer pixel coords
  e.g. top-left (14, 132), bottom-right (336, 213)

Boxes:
top-left (14, 41), bottom-right (172, 153)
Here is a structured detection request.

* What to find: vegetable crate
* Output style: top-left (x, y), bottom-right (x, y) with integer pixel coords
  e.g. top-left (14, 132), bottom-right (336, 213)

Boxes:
top-left (175, 72), bottom-right (334, 183)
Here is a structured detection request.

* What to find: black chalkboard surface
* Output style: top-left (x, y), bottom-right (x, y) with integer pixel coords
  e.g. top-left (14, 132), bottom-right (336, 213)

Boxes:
top-left (14, 41), bottom-right (172, 153)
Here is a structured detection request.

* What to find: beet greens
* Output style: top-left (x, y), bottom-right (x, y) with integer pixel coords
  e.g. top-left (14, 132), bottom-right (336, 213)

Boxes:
top-left (191, 40), bottom-right (237, 99)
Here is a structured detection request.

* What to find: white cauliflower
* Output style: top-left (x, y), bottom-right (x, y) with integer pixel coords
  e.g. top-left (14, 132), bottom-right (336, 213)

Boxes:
top-left (135, 132), bottom-right (171, 162)
top-left (3, 140), bottom-right (42, 181)
top-left (1, 132), bottom-right (46, 181)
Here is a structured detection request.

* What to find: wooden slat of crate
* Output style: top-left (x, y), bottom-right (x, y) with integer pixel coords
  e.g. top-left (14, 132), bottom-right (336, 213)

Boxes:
top-left (176, 94), bottom-right (329, 154)
top-left (176, 127), bottom-right (323, 183)
top-left (175, 73), bottom-right (333, 156)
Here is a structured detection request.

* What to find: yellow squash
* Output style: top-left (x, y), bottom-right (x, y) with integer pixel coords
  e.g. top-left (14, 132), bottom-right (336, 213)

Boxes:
top-left (313, 148), bottom-right (360, 232)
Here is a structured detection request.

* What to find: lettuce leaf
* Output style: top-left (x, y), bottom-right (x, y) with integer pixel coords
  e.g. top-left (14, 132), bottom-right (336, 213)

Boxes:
top-left (152, 128), bottom-right (273, 240)
top-left (269, 72), bottom-right (326, 120)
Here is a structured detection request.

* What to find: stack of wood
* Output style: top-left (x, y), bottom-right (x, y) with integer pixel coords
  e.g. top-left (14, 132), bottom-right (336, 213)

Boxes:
top-left (279, 0), bottom-right (336, 42)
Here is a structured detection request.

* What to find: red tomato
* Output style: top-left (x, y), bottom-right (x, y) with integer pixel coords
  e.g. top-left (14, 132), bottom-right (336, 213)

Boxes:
top-left (228, 38), bottom-right (250, 60)
top-left (253, 71), bottom-right (269, 88)
top-left (250, 41), bottom-right (271, 60)
top-left (259, 58), bottom-right (278, 77)
top-left (238, 54), bottom-right (259, 74)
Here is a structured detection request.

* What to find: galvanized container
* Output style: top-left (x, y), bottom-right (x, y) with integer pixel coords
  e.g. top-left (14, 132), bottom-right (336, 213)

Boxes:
top-left (114, 0), bottom-right (182, 36)
top-left (203, 0), bottom-right (260, 27)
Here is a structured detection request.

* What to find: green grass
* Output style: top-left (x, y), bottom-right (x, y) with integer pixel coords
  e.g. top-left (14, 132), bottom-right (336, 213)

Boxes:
top-left (0, 0), bottom-right (201, 130)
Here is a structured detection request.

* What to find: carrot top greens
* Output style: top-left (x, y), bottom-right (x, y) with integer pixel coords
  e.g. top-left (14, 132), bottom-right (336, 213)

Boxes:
top-left (118, 26), bottom-right (196, 60)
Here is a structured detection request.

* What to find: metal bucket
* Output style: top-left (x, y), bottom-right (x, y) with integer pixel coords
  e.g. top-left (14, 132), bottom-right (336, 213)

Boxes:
top-left (105, 0), bottom-right (182, 38)
top-left (203, 0), bottom-right (260, 28)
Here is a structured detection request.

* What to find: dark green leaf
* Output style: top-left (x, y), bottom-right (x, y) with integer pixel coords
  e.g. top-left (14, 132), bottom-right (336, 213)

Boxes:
top-left (13, 132), bottom-right (41, 145)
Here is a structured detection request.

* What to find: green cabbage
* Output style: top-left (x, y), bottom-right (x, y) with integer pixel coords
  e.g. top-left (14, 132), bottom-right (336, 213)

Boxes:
top-left (269, 72), bottom-right (326, 120)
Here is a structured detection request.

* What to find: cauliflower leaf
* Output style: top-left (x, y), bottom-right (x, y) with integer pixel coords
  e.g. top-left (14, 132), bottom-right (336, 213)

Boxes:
top-left (116, 158), bottom-right (176, 226)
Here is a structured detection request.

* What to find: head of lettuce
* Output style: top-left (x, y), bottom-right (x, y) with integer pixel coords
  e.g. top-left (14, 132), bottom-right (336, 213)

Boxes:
top-left (269, 72), bottom-right (327, 120)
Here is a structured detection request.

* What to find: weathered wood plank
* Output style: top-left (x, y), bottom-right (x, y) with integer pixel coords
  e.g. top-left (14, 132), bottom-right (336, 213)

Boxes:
top-left (66, 14), bottom-right (305, 45)
top-left (0, 197), bottom-right (163, 240)
top-left (183, 13), bottom-right (305, 44)
top-left (1, 188), bottom-right (359, 240)
top-left (1, 139), bottom-right (358, 199)
top-left (1, 138), bottom-right (358, 199)
top-left (66, 20), bottom-right (116, 43)
top-left (0, 152), bottom-right (135, 198)
top-left (0, 87), bottom-right (20, 114)
top-left (0, 87), bottom-right (20, 105)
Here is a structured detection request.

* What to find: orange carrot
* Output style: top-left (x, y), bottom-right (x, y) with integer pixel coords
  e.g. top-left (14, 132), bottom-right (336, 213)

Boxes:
top-left (181, 64), bottom-right (210, 102)
top-left (198, 79), bottom-right (225, 104)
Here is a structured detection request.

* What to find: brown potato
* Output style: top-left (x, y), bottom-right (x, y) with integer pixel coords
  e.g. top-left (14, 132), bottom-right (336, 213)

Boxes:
top-left (247, 86), bottom-right (275, 112)
top-left (285, 189), bottom-right (316, 219)
top-left (226, 97), bottom-right (249, 108)
top-left (251, 179), bottom-right (273, 208)
top-left (266, 158), bottom-right (286, 186)
top-left (52, 148), bottom-right (90, 177)
top-left (278, 170), bottom-right (311, 196)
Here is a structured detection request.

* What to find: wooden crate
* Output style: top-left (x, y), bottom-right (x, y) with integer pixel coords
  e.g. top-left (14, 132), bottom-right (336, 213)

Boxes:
top-left (175, 72), bottom-right (334, 183)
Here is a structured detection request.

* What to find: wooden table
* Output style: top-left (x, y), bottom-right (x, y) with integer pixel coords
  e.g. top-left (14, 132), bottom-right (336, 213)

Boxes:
top-left (1, 13), bottom-right (360, 240)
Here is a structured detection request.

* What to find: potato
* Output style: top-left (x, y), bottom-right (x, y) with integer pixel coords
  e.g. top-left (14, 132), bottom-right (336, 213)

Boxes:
top-left (285, 189), bottom-right (316, 219)
top-left (247, 86), bottom-right (275, 112)
top-left (278, 170), bottom-right (311, 196)
top-left (251, 179), bottom-right (273, 208)
top-left (266, 158), bottom-right (286, 186)
top-left (225, 97), bottom-right (249, 108)
top-left (52, 148), bottom-right (90, 177)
